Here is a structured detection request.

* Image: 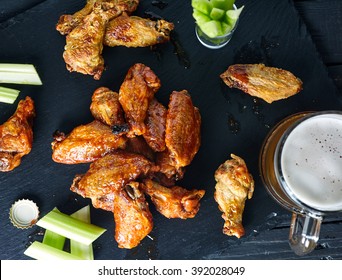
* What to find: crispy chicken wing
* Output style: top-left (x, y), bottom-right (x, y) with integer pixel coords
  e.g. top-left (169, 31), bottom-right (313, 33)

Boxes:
top-left (104, 13), bottom-right (174, 47)
top-left (90, 87), bottom-right (126, 127)
top-left (0, 97), bottom-right (35, 172)
top-left (119, 63), bottom-right (161, 137)
top-left (155, 149), bottom-right (185, 180)
top-left (214, 154), bottom-right (254, 238)
top-left (165, 90), bottom-right (201, 169)
top-left (63, 10), bottom-right (107, 80)
top-left (113, 182), bottom-right (153, 248)
top-left (220, 63), bottom-right (303, 103)
top-left (142, 179), bottom-right (205, 219)
top-left (70, 150), bottom-right (155, 202)
top-left (143, 98), bottom-right (167, 152)
top-left (56, 0), bottom-right (140, 35)
top-left (63, 1), bottom-right (136, 79)
top-left (51, 120), bottom-right (127, 164)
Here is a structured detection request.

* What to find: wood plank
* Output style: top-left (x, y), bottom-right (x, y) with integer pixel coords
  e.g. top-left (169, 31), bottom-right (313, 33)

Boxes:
top-left (293, 0), bottom-right (342, 65)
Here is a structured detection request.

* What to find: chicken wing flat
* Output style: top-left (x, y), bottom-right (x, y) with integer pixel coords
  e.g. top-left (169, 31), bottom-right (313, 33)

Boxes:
top-left (0, 96), bottom-right (35, 172)
top-left (63, 1), bottom-right (134, 80)
top-left (51, 120), bottom-right (127, 164)
top-left (142, 179), bottom-right (205, 219)
top-left (56, 0), bottom-right (140, 35)
top-left (165, 90), bottom-right (201, 169)
top-left (220, 63), bottom-right (303, 103)
top-left (214, 154), bottom-right (254, 238)
top-left (104, 13), bottom-right (174, 47)
top-left (70, 150), bottom-right (155, 202)
top-left (113, 182), bottom-right (153, 248)
top-left (119, 63), bottom-right (161, 137)
top-left (90, 87), bottom-right (126, 127)
top-left (143, 98), bottom-right (167, 152)
top-left (63, 10), bottom-right (107, 80)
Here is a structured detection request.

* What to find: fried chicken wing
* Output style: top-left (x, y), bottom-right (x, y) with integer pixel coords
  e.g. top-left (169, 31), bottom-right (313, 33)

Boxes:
top-left (155, 149), bottom-right (184, 180)
top-left (214, 154), bottom-right (254, 238)
top-left (63, 10), bottom-right (107, 80)
top-left (0, 97), bottom-right (35, 172)
top-left (220, 63), bottom-right (303, 103)
top-left (143, 98), bottom-right (167, 152)
top-left (90, 87), bottom-right (126, 127)
top-left (113, 182), bottom-right (153, 248)
top-left (56, 0), bottom-right (98, 35)
top-left (51, 120), bottom-right (127, 164)
top-left (104, 13), bottom-right (174, 47)
top-left (119, 63), bottom-right (161, 136)
top-left (125, 136), bottom-right (155, 161)
top-left (56, 0), bottom-right (140, 35)
top-left (165, 90), bottom-right (201, 169)
top-left (142, 179), bottom-right (205, 219)
top-left (70, 150), bottom-right (155, 202)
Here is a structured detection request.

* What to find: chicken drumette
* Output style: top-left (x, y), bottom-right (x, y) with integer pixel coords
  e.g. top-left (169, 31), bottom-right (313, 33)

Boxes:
top-left (119, 63), bottom-right (161, 137)
top-left (0, 97), bottom-right (35, 172)
top-left (90, 87), bottom-right (126, 128)
top-left (214, 154), bottom-right (254, 238)
top-left (113, 182), bottom-right (153, 249)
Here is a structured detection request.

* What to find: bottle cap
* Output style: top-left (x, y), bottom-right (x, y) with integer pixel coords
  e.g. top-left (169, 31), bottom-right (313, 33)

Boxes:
top-left (9, 199), bottom-right (39, 229)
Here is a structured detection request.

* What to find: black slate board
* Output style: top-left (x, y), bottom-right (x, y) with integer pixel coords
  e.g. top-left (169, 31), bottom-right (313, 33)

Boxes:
top-left (0, 0), bottom-right (341, 260)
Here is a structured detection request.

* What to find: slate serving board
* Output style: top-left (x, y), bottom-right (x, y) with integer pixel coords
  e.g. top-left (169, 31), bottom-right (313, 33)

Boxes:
top-left (1, 0), bottom-right (341, 260)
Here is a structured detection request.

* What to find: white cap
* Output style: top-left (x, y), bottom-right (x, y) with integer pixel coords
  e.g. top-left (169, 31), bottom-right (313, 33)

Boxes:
top-left (9, 199), bottom-right (39, 229)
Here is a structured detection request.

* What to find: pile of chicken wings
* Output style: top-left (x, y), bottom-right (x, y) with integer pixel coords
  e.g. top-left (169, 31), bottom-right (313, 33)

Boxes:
top-left (52, 63), bottom-right (205, 249)
top-left (56, 0), bottom-right (174, 80)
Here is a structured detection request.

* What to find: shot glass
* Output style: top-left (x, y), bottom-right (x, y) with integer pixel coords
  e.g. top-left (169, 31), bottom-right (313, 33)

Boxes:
top-left (259, 111), bottom-right (342, 255)
top-left (195, 5), bottom-right (239, 49)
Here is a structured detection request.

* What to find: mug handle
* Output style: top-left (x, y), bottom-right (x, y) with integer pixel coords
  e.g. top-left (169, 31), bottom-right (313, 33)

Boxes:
top-left (288, 212), bottom-right (322, 256)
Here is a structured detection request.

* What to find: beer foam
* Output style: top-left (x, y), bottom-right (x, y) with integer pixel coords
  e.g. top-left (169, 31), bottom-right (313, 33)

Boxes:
top-left (280, 113), bottom-right (342, 212)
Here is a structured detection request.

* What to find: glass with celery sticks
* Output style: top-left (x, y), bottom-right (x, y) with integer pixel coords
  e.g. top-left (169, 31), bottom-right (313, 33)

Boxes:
top-left (192, 0), bottom-right (244, 49)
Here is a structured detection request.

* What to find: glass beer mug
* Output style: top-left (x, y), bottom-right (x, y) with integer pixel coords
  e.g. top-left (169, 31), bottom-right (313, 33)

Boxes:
top-left (260, 111), bottom-right (342, 256)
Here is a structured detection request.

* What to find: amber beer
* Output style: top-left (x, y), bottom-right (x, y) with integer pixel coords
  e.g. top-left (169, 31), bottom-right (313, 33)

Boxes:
top-left (260, 111), bottom-right (342, 255)
top-left (261, 111), bottom-right (342, 212)
top-left (275, 112), bottom-right (342, 212)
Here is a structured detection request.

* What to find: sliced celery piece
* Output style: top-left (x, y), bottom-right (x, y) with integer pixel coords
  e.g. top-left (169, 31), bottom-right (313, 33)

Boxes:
top-left (42, 208), bottom-right (66, 250)
top-left (191, 0), bottom-right (213, 15)
top-left (212, 0), bottom-right (234, 11)
top-left (0, 86), bottom-right (20, 104)
top-left (225, 5), bottom-right (244, 27)
top-left (24, 241), bottom-right (84, 260)
top-left (42, 230), bottom-right (66, 250)
top-left (36, 209), bottom-right (106, 246)
top-left (0, 63), bottom-right (42, 85)
top-left (70, 205), bottom-right (94, 260)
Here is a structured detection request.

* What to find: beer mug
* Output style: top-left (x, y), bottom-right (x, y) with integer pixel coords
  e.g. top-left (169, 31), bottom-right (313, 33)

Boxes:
top-left (260, 111), bottom-right (342, 256)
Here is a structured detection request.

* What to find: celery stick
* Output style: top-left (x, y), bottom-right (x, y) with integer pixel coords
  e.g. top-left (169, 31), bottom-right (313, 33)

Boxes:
top-left (24, 241), bottom-right (84, 260)
top-left (42, 208), bottom-right (66, 250)
top-left (42, 230), bottom-right (66, 250)
top-left (70, 205), bottom-right (94, 260)
top-left (37, 209), bottom-right (106, 245)
top-left (0, 63), bottom-right (42, 85)
top-left (0, 86), bottom-right (20, 104)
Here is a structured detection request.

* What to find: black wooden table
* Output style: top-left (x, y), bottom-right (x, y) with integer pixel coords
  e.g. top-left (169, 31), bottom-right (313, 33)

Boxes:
top-left (0, 0), bottom-right (341, 260)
